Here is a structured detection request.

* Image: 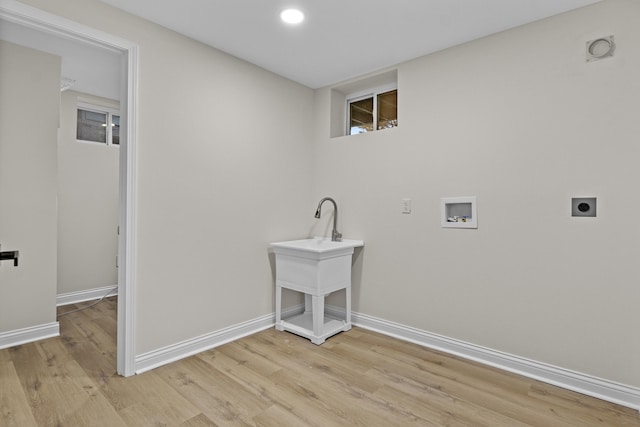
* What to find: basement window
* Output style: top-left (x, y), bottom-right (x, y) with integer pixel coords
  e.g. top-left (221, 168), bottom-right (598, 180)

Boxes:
top-left (330, 69), bottom-right (398, 138)
top-left (77, 102), bottom-right (120, 146)
top-left (348, 87), bottom-right (397, 135)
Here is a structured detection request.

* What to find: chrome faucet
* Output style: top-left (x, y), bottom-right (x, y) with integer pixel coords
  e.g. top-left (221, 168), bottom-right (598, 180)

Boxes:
top-left (314, 197), bottom-right (342, 241)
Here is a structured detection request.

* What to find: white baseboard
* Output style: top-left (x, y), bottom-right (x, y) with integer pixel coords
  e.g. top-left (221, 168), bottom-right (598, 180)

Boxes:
top-left (56, 285), bottom-right (118, 306)
top-left (135, 304), bottom-right (305, 374)
top-left (0, 322), bottom-right (60, 350)
top-left (324, 306), bottom-right (640, 411)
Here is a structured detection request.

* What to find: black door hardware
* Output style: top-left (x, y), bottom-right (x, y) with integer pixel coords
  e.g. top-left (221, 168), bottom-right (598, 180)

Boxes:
top-left (0, 250), bottom-right (19, 266)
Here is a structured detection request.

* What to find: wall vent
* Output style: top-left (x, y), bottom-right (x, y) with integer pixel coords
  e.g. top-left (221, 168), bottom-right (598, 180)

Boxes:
top-left (586, 36), bottom-right (615, 62)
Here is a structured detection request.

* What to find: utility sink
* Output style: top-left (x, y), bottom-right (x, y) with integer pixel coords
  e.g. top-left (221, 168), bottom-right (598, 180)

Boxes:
top-left (271, 236), bottom-right (363, 262)
top-left (270, 237), bottom-right (364, 253)
top-left (270, 237), bottom-right (363, 344)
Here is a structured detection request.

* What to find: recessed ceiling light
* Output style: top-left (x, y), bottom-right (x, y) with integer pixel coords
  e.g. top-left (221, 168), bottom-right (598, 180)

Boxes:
top-left (280, 9), bottom-right (304, 25)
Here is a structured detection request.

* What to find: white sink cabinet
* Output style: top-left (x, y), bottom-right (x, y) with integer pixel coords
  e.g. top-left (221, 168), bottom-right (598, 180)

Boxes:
top-left (270, 237), bottom-right (364, 344)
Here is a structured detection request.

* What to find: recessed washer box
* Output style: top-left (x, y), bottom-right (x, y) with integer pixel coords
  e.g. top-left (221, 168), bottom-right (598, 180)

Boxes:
top-left (441, 196), bottom-right (477, 228)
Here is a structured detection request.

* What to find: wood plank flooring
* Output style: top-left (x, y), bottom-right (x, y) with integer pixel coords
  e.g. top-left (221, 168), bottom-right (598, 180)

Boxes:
top-left (1, 297), bottom-right (638, 426)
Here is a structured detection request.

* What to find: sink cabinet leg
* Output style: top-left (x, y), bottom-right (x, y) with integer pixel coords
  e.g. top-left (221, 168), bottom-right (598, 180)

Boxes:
top-left (275, 283), bottom-right (283, 331)
top-left (344, 285), bottom-right (352, 332)
top-left (304, 294), bottom-right (312, 314)
top-left (312, 294), bottom-right (324, 343)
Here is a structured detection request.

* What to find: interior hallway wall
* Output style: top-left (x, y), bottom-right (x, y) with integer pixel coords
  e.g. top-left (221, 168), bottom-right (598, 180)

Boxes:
top-left (0, 40), bottom-right (59, 333)
top-left (313, 0), bottom-right (640, 387)
top-left (57, 90), bottom-right (119, 296)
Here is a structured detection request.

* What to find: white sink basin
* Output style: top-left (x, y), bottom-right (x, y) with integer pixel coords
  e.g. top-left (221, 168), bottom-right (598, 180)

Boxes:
top-left (270, 237), bottom-right (363, 258)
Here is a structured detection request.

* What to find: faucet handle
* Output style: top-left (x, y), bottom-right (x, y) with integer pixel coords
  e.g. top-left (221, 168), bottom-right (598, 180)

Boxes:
top-left (332, 230), bottom-right (342, 242)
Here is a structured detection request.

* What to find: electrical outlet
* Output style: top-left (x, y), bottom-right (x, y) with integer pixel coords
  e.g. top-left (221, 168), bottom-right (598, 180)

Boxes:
top-left (401, 198), bottom-right (412, 214)
top-left (572, 197), bottom-right (596, 217)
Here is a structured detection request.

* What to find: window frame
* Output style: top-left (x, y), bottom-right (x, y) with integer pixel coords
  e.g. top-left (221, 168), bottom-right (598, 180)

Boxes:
top-left (76, 101), bottom-right (120, 146)
top-left (346, 82), bottom-right (397, 136)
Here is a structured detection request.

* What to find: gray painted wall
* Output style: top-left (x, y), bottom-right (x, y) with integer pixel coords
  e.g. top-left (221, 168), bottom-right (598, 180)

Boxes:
top-left (0, 40), bottom-right (59, 332)
top-left (19, 0), bottom-right (315, 353)
top-left (314, 0), bottom-right (640, 387)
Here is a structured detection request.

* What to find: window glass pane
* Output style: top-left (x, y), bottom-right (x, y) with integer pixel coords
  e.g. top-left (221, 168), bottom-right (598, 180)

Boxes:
top-left (349, 97), bottom-right (374, 135)
top-left (112, 115), bottom-right (120, 145)
top-left (77, 108), bottom-right (107, 143)
top-left (377, 90), bottom-right (397, 130)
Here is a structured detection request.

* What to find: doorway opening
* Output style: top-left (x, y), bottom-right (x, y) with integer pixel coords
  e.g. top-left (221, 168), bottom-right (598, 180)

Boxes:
top-left (0, 0), bottom-right (138, 376)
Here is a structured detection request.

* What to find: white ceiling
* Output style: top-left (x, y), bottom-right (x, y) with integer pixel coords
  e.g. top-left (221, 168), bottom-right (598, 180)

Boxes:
top-left (100, 0), bottom-right (601, 89)
top-left (0, 0), bottom-right (600, 99)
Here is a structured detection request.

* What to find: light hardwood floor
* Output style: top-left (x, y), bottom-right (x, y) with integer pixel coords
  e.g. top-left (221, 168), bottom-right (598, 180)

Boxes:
top-left (1, 297), bottom-right (638, 426)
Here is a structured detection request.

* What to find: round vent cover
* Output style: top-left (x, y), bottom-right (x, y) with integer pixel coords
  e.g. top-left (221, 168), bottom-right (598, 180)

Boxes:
top-left (586, 36), bottom-right (615, 62)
